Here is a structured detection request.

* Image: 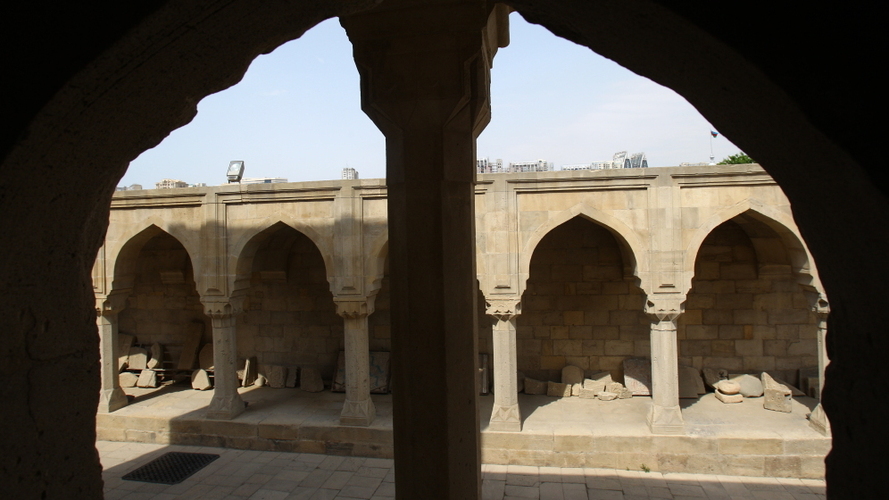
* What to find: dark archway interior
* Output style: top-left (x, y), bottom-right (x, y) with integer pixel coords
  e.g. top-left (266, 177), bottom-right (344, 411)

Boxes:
top-left (1, 1), bottom-right (885, 498)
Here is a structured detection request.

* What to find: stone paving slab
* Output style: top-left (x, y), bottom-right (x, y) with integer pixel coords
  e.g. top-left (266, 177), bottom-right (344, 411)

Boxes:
top-left (99, 441), bottom-right (825, 499)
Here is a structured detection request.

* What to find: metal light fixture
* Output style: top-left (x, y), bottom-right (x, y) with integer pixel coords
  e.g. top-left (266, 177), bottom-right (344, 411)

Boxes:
top-left (227, 160), bottom-right (245, 182)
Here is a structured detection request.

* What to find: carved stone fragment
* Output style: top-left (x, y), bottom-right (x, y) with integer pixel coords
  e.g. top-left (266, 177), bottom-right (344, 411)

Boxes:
top-left (191, 369), bottom-right (212, 390)
top-left (762, 372), bottom-right (792, 413)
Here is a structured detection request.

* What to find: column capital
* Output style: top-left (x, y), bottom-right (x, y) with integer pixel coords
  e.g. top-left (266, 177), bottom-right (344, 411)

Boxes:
top-left (486, 297), bottom-right (521, 321)
top-left (807, 292), bottom-right (830, 318)
top-left (334, 296), bottom-right (376, 319)
top-left (201, 295), bottom-right (243, 319)
top-left (645, 295), bottom-right (685, 323)
top-left (95, 289), bottom-right (130, 317)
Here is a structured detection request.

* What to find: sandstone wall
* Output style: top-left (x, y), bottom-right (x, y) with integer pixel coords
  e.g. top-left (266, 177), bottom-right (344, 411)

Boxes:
top-left (679, 220), bottom-right (817, 384)
top-left (518, 217), bottom-right (648, 382)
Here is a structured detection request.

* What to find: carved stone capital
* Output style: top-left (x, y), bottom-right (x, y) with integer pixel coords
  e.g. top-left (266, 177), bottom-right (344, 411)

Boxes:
top-left (645, 296), bottom-right (685, 323)
top-left (334, 297), bottom-right (375, 319)
top-left (201, 296), bottom-right (243, 319)
top-left (486, 298), bottom-right (521, 321)
top-left (95, 289), bottom-right (130, 317)
top-left (808, 293), bottom-right (830, 318)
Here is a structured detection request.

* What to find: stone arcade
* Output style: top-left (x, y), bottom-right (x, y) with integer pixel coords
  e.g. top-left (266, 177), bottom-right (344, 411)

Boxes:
top-left (1, 1), bottom-right (886, 499)
top-left (95, 164), bottom-right (830, 440)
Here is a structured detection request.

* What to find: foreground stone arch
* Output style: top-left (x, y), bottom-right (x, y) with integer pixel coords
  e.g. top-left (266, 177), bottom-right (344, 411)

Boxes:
top-left (1, 1), bottom-right (885, 497)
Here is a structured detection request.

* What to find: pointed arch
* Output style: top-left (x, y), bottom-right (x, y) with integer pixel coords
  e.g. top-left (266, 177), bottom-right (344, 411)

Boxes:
top-left (684, 199), bottom-right (821, 292)
top-left (519, 203), bottom-right (647, 295)
top-left (229, 216), bottom-right (334, 294)
top-left (111, 223), bottom-right (197, 292)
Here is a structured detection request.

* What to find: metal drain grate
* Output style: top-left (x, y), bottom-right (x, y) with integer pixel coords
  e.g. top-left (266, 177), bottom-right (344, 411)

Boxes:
top-left (122, 452), bottom-right (220, 485)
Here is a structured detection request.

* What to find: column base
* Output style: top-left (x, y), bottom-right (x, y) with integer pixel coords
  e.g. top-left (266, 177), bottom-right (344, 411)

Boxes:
top-left (206, 392), bottom-right (246, 420)
top-left (340, 398), bottom-right (375, 426)
top-left (808, 403), bottom-right (831, 436)
top-left (648, 403), bottom-right (684, 435)
top-left (97, 388), bottom-right (128, 413)
top-left (488, 403), bottom-right (522, 432)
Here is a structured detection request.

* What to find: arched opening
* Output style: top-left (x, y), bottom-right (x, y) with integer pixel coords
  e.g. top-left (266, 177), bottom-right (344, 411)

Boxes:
top-left (520, 216), bottom-right (646, 383)
top-left (115, 227), bottom-right (210, 379)
top-left (236, 222), bottom-right (341, 381)
top-left (682, 213), bottom-right (818, 389)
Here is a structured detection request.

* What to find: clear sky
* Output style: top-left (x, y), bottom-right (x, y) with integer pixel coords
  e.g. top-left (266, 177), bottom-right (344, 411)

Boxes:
top-left (121, 13), bottom-right (740, 188)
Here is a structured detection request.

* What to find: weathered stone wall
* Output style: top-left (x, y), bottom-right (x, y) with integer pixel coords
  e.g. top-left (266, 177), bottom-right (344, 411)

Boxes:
top-left (679, 220), bottom-right (817, 384)
top-left (118, 232), bottom-right (209, 366)
top-left (239, 229), bottom-right (342, 379)
top-left (518, 217), bottom-right (648, 382)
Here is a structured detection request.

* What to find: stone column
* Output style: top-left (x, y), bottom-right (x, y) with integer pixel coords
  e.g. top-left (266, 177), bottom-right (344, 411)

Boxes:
top-left (202, 297), bottom-right (245, 420)
top-left (335, 297), bottom-right (376, 426)
top-left (808, 293), bottom-right (831, 436)
top-left (96, 291), bottom-right (129, 413)
top-left (644, 296), bottom-right (685, 435)
top-left (342, 3), bottom-right (507, 498)
top-left (486, 298), bottom-right (522, 432)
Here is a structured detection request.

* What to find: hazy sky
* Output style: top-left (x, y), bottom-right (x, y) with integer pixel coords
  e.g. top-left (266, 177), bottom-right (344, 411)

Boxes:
top-left (121, 14), bottom-right (740, 188)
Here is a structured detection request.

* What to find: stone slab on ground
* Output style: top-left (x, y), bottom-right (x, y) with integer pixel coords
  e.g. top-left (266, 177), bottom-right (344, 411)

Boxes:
top-left (623, 358), bottom-right (652, 396)
top-left (198, 344), bottom-right (214, 371)
top-left (762, 372), bottom-right (792, 413)
top-left (119, 372), bottom-right (139, 388)
top-left (524, 377), bottom-right (546, 395)
top-left (136, 369), bottom-right (157, 388)
top-left (730, 373), bottom-right (764, 397)
top-left (583, 372), bottom-right (612, 394)
top-left (678, 365), bottom-right (705, 398)
top-left (178, 328), bottom-right (202, 370)
top-left (118, 334), bottom-right (135, 370)
top-left (191, 369), bottom-right (212, 390)
top-left (127, 347), bottom-right (148, 371)
top-left (264, 365), bottom-right (287, 388)
top-left (702, 367), bottom-right (727, 390)
top-left (242, 357), bottom-right (258, 387)
top-left (597, 391), bottom-right (618, 401)
top-left (547, 381), bottom-right (572, 397)
top-left (147, 343), bottom-right (163, 369)
top-left (715, 389), bottom-right (743, 403)
top-left (561, 365), bottom-right (584, 385)
top-left (300, 367), bottom-right (324, 392)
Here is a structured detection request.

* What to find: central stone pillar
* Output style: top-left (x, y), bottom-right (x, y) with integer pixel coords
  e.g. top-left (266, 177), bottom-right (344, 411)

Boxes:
top-left (645, 296), bottom-right (685, 435)
top-left (96, 291), bottom-right (129, 413)
top-left (202, 297), bottom-right (245, 420)
top-left (486, 298), bottom-right (522, 431)
top-left (342, 2), bottom-right (507, 498)
top-left (335, 297), bottom-right (377, 426)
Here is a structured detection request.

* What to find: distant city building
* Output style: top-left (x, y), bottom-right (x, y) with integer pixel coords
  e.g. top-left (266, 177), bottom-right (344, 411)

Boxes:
top-left (477, 158), bottom-right (504, 174)
top-left (155, 179), bottom-right (188, 189)
top-left (241, 177), bottom-right (288, 185)
top-left (191, 183), bottom-right (208, 188)
top-left (342, 168), bottom-right (359, 180)
top-left (508, 159), bottom-right (554, 173)
top-left (679, 162), bottom-right (710, 167)
top-left (477, 158), bottom-right (553, 174)
top-left (116, 183), bottom-right (144, 191)
top-left (561, 151), bottom-right (648, 171)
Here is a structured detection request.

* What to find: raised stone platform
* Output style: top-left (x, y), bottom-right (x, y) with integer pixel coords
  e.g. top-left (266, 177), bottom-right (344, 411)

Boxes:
top-left (96, 385), bottom-right (829, 479)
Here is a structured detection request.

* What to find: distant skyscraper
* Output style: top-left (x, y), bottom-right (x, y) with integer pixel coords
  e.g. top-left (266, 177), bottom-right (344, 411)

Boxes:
top-left (342, 168), bottom-right (359, 180)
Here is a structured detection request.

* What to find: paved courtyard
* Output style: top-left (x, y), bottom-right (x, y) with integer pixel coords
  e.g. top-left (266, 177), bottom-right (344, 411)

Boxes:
top-left (99, 440), bottom-right (826, 500)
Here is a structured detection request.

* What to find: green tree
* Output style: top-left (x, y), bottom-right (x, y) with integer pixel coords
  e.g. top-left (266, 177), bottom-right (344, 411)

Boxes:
top-left (718, 152), bottom-right (755, 164)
